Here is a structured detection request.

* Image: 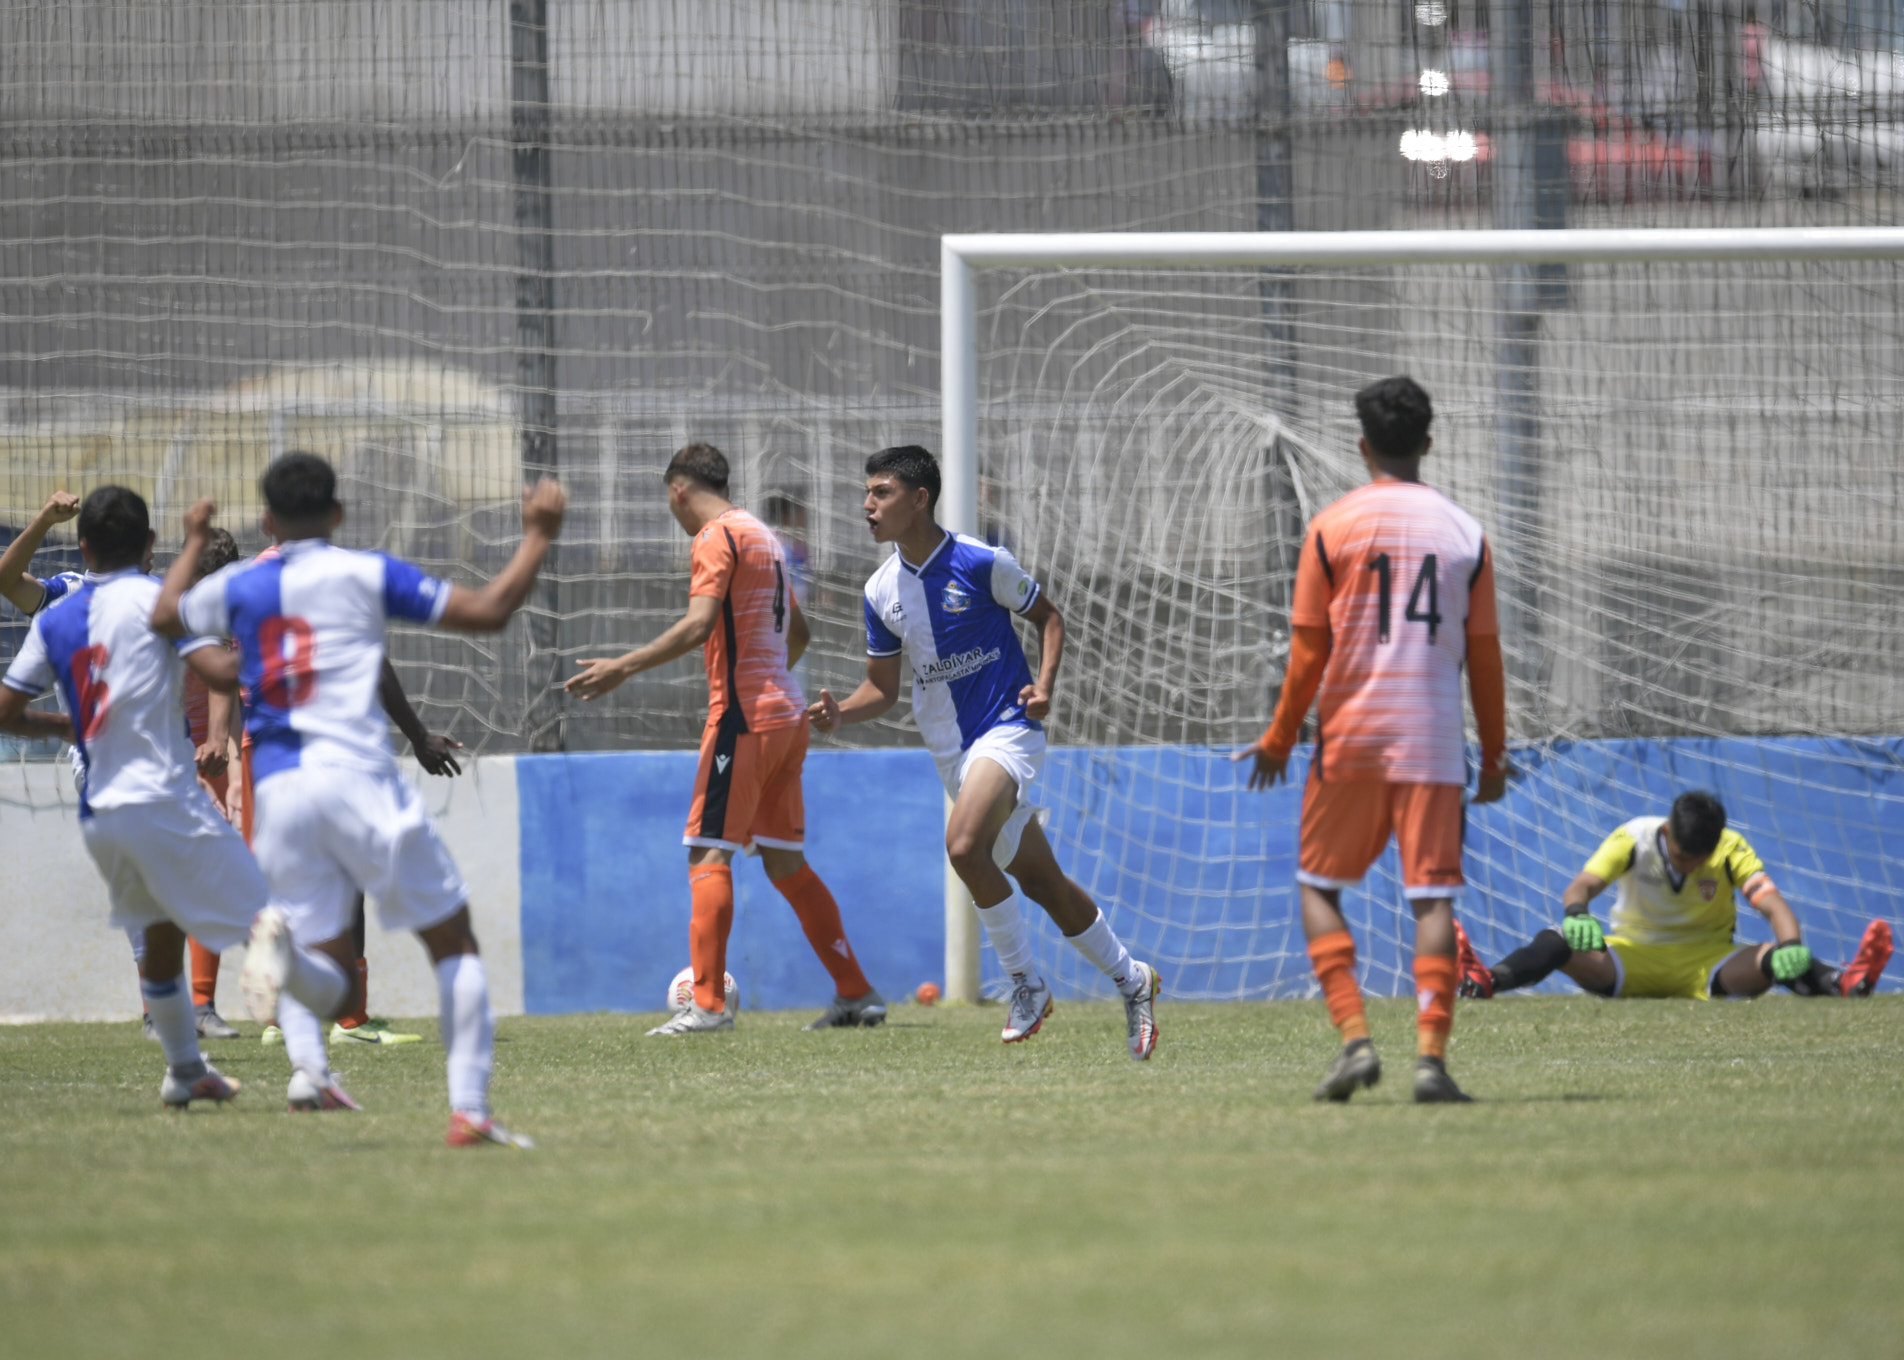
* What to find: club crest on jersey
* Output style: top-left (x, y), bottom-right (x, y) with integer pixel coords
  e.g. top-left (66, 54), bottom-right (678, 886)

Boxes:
top-left (941, 581), bottom-right (973, 615)
top-left (1698, 878), bottom-right (1717, 901)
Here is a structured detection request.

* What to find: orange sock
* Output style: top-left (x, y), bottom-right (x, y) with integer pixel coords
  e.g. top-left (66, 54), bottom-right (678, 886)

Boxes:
top-left (1307, 930), bottom-right (1370, 1044)
top-left (188, 938), bottom-right (220, 1008)
top-left (1414, 954), bottom-right (1457, 1059)
top-left (338, 957), bottom-right (371, 1029)
top-left (689, 863), bottom-right (735, 1012)
top-left (772, 865), bottom-right (871, 999)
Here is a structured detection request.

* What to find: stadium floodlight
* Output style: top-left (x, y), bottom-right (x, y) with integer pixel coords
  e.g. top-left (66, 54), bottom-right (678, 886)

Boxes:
top-left (938, 228), bottom-right (1904, 1003)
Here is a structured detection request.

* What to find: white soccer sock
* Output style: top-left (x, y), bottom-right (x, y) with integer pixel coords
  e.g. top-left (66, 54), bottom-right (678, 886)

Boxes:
top-left (1067, 910), bottom-right (1143, 997)
top-left (974, 895), bottom-right (1039, 980)
top-left (277, 993), bottom-right (330, 1084)
top-left (436, 953), bottom-right (494, 1118)
top-left (142, 977), bottom-right (203, 1076)
top-left (283, 945), bottom-right (350, 1019)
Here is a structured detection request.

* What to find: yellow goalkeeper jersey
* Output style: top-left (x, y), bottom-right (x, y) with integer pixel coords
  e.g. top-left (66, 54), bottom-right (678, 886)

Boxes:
top-left (1582, 816), bottom-right (1774, 948)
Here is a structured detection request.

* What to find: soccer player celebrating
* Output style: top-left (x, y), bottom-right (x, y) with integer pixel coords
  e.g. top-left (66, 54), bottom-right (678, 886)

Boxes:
top-left (1237, 377), bottom-right (1509, 1103)
top-left (1455, 790), bottom-right (1893, 1001)
top-left (566, 442), bottom-right (885, 1035)
top-left (153, 452), bottom-right (565, 1147)
top-left (0, 487), bottom-right (341, 1109)
top-left (2, 492), bottom-right (246, 1039)
top-left (808, 445), bottom-right (1162, 1060)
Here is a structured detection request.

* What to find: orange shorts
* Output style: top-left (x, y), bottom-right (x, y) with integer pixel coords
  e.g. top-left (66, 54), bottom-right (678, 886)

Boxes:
top-left (683, 716), bottom-right (808, 852)
top-left (1297, 776), bottom-right (1465, 899)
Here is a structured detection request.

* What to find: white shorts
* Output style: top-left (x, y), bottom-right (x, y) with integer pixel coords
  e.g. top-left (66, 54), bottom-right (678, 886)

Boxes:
top-left (82, 791), bottom-right (266, 955)
top-left (935, 723), bottom-right (1047, 871)
top-left (252, 762), bottom-right (468, 944)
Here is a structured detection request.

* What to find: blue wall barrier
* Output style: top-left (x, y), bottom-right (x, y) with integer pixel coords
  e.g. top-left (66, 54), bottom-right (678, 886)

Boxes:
top-left (518, 737), bottom-right (1903, 1012)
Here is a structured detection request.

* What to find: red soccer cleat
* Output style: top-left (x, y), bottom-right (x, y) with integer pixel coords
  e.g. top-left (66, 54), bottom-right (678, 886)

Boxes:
top-left (1453, 919), bottom-right (1494, 999)
top-left (1839, 920), bottom-right (1893, 997)
top-left (446, 1111), bottom-right (535, 1150)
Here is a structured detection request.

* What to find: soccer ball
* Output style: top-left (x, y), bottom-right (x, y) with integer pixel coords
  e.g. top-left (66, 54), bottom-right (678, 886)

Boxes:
top-left (668, 966), bottom-right (738, 1015)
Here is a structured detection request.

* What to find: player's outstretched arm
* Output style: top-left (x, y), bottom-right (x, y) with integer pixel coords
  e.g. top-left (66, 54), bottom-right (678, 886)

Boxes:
top-left (151, 498), bottom-right (218, 639)
top-left (565, 594), bottom-right (722, 701)
top-left (808, 654), bottom-right (901, 735)
top-left (379, 657), bottom-right (462, 775)
top-left (183, 645), bottom-right (240, 694)
top-left (1234, 624), bottom-right (1331, 792)
top-left (0, 685), bottom-right (71, 741)
top-left (0, 491), bottom-right (80, 614)
top-left (438, 479), bottom-right (566, 634)
top-left (1016, 595), bottom-right (1064, 720)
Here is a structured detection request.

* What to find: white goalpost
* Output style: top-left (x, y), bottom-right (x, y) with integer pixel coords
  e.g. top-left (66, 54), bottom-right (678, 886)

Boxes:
top-left (937, 228), bottom-right (1904, 1003)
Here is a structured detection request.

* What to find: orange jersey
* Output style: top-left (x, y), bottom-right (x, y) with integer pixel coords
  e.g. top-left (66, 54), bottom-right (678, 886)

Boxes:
top-left (689, 507), bottom-right (805, 731)
top-left (1290, 480), bottom-right (1498, 784)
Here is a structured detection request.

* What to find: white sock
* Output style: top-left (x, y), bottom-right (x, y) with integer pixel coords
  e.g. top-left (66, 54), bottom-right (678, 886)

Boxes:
top-left (142, 977), bottom-right (203, 1076)
top-left (974, 895), bottom-right (1039, 980)
top-left (277, 994), bottom-right (330, 1084)
top-left (1067, 910), bottom-right (1142, 997)
top-left (283, 945), bottom-right (350, 1019)
top-left (436, 953), bottom-right (494, 1119)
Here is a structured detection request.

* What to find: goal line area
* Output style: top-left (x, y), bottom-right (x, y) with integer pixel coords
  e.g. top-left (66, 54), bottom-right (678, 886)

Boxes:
top-left (938, 228), bottom-right (1904, 1003)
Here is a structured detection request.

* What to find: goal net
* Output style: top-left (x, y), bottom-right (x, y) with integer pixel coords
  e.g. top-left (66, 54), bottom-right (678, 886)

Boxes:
top-left (950, 234), bottom-right (1904, 1000)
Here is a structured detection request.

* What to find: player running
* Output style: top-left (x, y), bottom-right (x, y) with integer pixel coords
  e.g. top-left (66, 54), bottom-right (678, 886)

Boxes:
top-left (153, 452), bottom-right (565, 1147)
top-left (1455, 789), bottom-right (1893, 1001)
top-left (2, 491), bottom-right (248, 1039)
top-left (808, 445), bottom-right (1162, 1060)
top-left (1237, 377), bottom-right (1509, 1103)
top-left (566, 442), bottom-right (886, 1035)
top-left (0, 486), bottom-right (341, 1110)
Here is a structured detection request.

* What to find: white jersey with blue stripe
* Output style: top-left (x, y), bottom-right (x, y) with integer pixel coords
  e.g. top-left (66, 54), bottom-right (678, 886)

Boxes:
top-left (2, 569), bottom-right (218, 815)
top-left (862, 531), bottom-right (1043, 761)
top-left (178, 538), bottom-right (450, 782)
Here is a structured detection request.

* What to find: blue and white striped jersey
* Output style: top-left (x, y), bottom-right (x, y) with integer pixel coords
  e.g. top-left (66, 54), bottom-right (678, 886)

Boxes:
top-left (862, 532), bottom-right (1042, 760)
top-left (2, 569), bottom-right (217, 815)
top-left (178, 538), bottom-right (450, 783)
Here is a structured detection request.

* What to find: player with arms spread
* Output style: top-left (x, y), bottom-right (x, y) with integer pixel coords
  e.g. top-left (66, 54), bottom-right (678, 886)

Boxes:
top-left (567, 442), bottom-right (885, 1034)
top-left (1237, 377), bottom-right (1510, 1103)
top-left (809, 445), bottom-right (1161, 1060)
top-left (1456, 789), bottom-right (1892, 1001)
top-left (153, 452), bottom-right (565, 1147)
top-left (0, 487), bottom-right (339, 1109)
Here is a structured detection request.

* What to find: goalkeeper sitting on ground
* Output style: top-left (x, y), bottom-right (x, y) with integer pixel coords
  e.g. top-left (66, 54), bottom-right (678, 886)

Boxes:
top-left (1456, 790), bottom-right (1891, 1001)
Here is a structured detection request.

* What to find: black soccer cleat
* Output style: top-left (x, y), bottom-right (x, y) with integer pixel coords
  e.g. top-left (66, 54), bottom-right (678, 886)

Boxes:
top-left (1413, 1055), bottom-right (1473, 1104)
top-left (1313, 1037), bottom-right (1382, 1103)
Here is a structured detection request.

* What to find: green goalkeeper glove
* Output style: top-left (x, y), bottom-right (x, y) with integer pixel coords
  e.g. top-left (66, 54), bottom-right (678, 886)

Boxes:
top-left (1764, 940), bottom-right (1812, 983)
top-left (1561, 912), bottom-right (1605, 953)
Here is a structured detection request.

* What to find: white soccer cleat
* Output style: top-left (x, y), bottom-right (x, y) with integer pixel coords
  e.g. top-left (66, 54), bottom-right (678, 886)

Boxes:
top-left (1001, 973), bottom-right (1054, 1043)
top-left (239, 907), bottom-right (294, 1025)
top-left (286, 1069), bottom-right (361, 1112)
top-left (646, 1004), bottom-right (735, 1036)
top-left (1123, 960), bottom-right (1161, 1061)
top-left (160, 1063), bottom-right (241, 1109)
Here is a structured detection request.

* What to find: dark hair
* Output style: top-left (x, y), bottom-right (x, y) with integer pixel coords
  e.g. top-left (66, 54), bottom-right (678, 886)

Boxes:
top-left (261, 451), bottom-right (339, 521)
top-left (1669, 790), bottom-right (1727, 858)
top-left (865, 445), bottom-right (940, 511)
top-left (664, 442), bottom-right (730, 497)
top-left (1353, 376), bottom-right (1434, 463)
top-left (197, 527), bottom-right (240, 579)
top-left (77, 486), bottom-right (151, 570)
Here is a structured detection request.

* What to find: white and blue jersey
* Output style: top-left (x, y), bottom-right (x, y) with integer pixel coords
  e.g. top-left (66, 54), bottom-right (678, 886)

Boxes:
top-left (32, 570), bottom-right (85, 615)
top-left (2, 569), bottom-right (219, 816)
top-left (863, 531), bottom-right (1043, 761)
top-left (178, 538), bottom-right (450, 783)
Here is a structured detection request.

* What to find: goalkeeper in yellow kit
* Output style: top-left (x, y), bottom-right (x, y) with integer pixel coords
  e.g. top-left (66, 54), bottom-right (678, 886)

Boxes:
top-left (1457, 790), bottom-right (1891, 1000)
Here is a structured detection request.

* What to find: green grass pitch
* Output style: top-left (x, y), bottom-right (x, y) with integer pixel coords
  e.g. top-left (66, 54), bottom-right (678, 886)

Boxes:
top-left (3, 995), bottom-right (1899, 1359)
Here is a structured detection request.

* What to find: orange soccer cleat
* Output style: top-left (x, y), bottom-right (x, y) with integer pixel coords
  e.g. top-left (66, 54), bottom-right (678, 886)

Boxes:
top-left (1453, 919), bottom-right (1494, 1000)
top-left (1839, 920), bottom-right (1893, 997)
